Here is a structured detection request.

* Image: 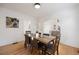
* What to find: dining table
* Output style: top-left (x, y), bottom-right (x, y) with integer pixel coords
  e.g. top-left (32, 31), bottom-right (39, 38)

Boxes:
top-left (36, 36), bottom-right (56, 45)
top-left (25, 33), bottom-right (57, 54)
top-left (32, 35), bottom-right (56, 54)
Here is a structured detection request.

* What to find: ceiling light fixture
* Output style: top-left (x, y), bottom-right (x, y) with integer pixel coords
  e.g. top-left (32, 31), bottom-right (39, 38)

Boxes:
top-left (34, 3), bottom-right (40, 9)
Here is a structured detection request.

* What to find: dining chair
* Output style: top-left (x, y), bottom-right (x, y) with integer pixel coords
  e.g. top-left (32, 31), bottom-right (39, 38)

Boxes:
top-left (43, 33), bottom-right (50, 36)
top-left (25, 31), bottom-right (31, 34)
top-left (30, 38), bottom-right (39, 54)
top-left (24, 35), bottom-right (31, 48)
top-left (51, 31), bottom-right (60, 36)
top-left (45, 40), bottom-right (55, 55)
top-left (53, 35), bottom-right (60, 55)
top-left (50, 31), bottom-right (60, 55)
top-left (46, 35), bottom-right (60, 55)
top-left (38, 42), bottom-right (47, 55)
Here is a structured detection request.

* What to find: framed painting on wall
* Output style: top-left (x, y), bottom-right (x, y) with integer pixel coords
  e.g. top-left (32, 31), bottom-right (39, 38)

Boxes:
top-left (6, 16), bottom-right (19, 28)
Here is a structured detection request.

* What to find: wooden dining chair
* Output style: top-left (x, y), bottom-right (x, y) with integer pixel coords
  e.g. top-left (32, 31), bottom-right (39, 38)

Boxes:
top-left (46, 35), bottom-right (60, 55)
top-left (38, 42), bottom-right (47, 55)
top-left (30, 38), bottom-right (39, 54)
top-left (45, 40), bottom-right (55, 55)
top-left (24, 35), bottom-right (31, 48)
top-left (50, 31), bottom-right (60, 55)
top-left (53, 35), bottom-right (60, 55)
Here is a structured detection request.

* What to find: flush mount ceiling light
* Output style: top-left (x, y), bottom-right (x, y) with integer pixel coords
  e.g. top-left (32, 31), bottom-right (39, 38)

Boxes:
top-left (34, 3), bottom-right (40, 9)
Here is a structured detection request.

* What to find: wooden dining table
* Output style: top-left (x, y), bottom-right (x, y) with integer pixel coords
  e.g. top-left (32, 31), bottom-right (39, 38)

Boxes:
top-left (35, 36), bottom-right (56, 54)
top-left (25, 33), bottom-right (56, 45)
top-left (25, 34), bottom-right (57, 54)
top-left (36, 36), bottom-right (56, 45)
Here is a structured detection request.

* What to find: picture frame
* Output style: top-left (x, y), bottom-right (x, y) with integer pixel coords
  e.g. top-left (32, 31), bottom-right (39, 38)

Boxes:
top-left (6, 16), bottom-right (19, 28)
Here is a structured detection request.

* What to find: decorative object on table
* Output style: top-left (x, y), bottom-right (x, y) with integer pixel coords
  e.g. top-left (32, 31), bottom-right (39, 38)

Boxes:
top-left (6, 16), bottom-right (19, 28)
top-left (39, 32), bottom-right (41, 37)
top-left (35, 31), bottom-right (39, 39)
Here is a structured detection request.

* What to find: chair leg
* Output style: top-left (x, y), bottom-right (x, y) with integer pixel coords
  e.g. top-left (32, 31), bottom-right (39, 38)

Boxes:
top-left (24, 43), bottom-right (27, 48)
top-left (38, 50), bottom-right (43, 55)
top-left (38, 50), bottom-right (41, 55)
top-left (31, 47), bottom-right (33, 54)
top-left (57, 49), bottom-right (59, 55)
top-left (52, 51), bottom-right (55, 55)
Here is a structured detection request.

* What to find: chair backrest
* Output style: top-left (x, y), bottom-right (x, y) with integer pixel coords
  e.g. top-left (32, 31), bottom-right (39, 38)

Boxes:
top-left (51, 31), bottom-right (60, 36)
top-left (46, 40), bottom-right (55, 54)
top-left (26, 31), bottom-right (31, 34)
top-left (47, 40), bottom-right (54, 49)
top-left (43, 33), bottom-right (49, 36)
top-left (31, 38), bottom-right (38, 49)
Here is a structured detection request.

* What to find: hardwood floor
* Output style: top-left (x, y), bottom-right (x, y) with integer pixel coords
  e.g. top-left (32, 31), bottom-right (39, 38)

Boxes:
top-left (59, 43), bottom-right (79, 55)
top-left (0, 41), bottom-right (79, 55)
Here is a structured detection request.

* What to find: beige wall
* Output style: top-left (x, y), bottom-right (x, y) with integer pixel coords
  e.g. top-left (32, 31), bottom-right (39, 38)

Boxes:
top-left (0, 7), bottom-right (36, 46)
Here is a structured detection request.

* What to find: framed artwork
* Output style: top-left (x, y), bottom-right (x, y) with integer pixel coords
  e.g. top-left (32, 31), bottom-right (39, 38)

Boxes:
top-left (6, 16), bottom-right (19, 28)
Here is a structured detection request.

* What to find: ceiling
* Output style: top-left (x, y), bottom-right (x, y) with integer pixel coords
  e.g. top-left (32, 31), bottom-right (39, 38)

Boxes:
top-left (0, 3), bottom-right (78, 19)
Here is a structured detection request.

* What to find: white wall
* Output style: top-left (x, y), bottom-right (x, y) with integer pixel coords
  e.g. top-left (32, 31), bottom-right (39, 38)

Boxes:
top-left (57, 8), bottom-right (79, 48)
top-left (54, 5), bottom-right (79, 48)
top-left (42, 17), bottom-right (59, 34)
top-left (23, 17), bottom-right (37, 34)
top-left (0, 7), bottom-right (36, 46)
top-left (39, 5), bottom-right (79, 48)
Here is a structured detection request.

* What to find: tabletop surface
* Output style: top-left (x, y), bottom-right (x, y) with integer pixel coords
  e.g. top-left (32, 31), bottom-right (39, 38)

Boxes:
top-left (36, 36), bottom-right (56, 44)
top-left (25, 34), bottom-right (56, 44)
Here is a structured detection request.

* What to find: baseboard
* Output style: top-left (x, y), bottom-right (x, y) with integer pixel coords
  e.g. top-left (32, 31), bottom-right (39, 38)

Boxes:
top-left (0, 40), bottom-right (24, 47)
